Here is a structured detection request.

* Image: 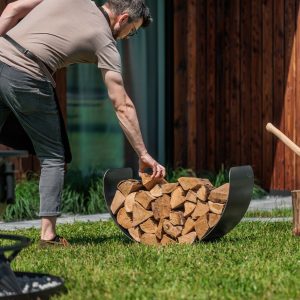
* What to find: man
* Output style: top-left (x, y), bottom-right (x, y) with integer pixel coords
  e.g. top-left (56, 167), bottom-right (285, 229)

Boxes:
top-left (0, 0), bottom-right (166, 246)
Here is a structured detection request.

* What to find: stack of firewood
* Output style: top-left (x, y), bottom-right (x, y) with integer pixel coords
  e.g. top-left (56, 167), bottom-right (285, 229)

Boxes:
top-left (110, 173), bottom-right (229, 245)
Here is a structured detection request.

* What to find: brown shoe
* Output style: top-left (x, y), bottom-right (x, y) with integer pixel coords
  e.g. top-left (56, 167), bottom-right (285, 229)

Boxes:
top-left (39, 235), bottom-right (70, 247)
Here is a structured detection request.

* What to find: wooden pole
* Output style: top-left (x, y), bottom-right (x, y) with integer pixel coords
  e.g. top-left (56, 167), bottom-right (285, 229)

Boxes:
top-left (291, 190), bottom-right (300, 236)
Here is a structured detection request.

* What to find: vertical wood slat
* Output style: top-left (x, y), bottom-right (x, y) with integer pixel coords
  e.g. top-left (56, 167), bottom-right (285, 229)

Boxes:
top-left (206, 0), bottom-right (216, 171)
top-left (296, 0), bottom-right (300, 189)
top-left (196, 0), bottom-right (207, 172)
top-left (262, 0), bottom-right (273, 189)
top-left (186, 0), bottom-right (197, 170)
top-left (240, 0), bottom-right (252, 166)
top-left (273, 0), bottom-right (285, 190)
top-left (284, 0), bottom-right (296, 190)
top-left (229, 0), bottom-right (241, 166)
top-left (251, 0), bottom-right (263, 181)
top-left (173, 0), bottom-right (188, 168)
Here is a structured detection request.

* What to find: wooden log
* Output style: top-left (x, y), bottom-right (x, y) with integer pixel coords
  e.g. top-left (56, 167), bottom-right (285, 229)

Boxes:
top-left (161, 234), bottom-right (176, 245)
top-left (140, 218), bottom-right (158, 234)
top-left (150, 184), bottom-right (163, 197)
top-left (178, 231), bottom-right (197, 244)
top-left (197, 185), bottom-right (211, 202)
top-left (124, 192), bottom-right (137, 213)
top-left (184, 201), bottom-right (196, 217)
top-left (156, 219), bottom-right (164, 239)
top-left (135, 190), bottom-right (156, 209)
top-left (163, 220), bottom-right (182, 238)
top-left (140, 173), bottom-right (167, 190)
top-left (170, 186), bottom-right (186, 209)
top-left (185, 190), bottom-right (197, 203)
top-left (117, 179), bottom-right (142, 196)
top-left (128, 227), bottom-right (142, 242)
top-left (208, 183), bottom-right (230, 203)
top-left (178, 177), bottom-right (213, 191)
top-left (111, 190), bottom-right (126, 214)
top-left (208, 213), bottom-right (221, 228)
top-left (140, 233), bottom-right (159, 245)
top-left (116, 207), bottom-right (133, 229)
top-left (208, 201), bottom-right (225, 215)
top-left (169, 211), bottom-right (185, 226)
top-left (195, 215), bottom-right (209, 239)
top-left (132, 202), bottom-right (153, 226)
top-left (182, 217), bottom-right (195, 235)
top-left (291, 190), bottom-right (300, 236)
top-left (191, 201), bottom-right (209, 219)
top-left (152, 194), bottom-right (171, 220)
top-left (161, 182), bottom-right (179, 194)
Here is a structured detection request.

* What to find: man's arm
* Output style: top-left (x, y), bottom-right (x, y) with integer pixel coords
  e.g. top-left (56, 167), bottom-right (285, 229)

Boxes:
top-left (102, 69), bottom-right (165, 178)
top-left (0, 0), bottom-right (42, 35)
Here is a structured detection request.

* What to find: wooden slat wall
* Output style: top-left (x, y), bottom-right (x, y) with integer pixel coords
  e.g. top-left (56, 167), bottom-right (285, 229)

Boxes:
top-left (173, 0), bottom-right (300, 191)
top-left (0, 0), bottom-right (67, 178)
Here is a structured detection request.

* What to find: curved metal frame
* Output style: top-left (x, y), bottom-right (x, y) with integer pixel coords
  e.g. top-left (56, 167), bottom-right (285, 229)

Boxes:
top-left (103, 166), bottom-right (254, 242)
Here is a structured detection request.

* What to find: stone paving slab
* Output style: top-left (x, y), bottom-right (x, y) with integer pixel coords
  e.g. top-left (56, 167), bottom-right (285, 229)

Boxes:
top-left (248, 196), bottom-right (292, 211)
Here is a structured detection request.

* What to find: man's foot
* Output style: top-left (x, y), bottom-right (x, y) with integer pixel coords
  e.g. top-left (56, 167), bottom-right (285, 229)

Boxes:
top-left (39, 235), bottom-right (70, 247)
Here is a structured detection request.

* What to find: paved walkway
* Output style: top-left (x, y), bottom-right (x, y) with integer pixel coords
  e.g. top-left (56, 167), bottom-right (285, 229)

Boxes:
top-left (0, 196), bottom-right (293, 231)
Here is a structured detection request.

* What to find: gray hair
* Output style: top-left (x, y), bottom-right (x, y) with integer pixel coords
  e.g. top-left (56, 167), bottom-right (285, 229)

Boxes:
top-left (107, 0), bottom-right (153, 27)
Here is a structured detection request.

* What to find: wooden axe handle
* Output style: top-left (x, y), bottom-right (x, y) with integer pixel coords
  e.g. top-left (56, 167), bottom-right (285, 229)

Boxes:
top-left (266, 123), bottom-right (300, 157)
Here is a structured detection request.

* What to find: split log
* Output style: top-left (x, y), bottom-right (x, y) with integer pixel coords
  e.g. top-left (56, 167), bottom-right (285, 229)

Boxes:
top-left (152, 194), bottom-right (171, 220)
top-left (208, 183), bottom-right (229, 203)
top-left (208, 213), bottom-right (221, 228)
top-left (208, 201), bottom-right (225, 215)
top-left (191, 201), bottom-right (209, 219)
top-left (163, 220), bottom-right (182, 238)
top-left (156, 219), bottom-right (164, 239)
top-left (170, 186), bottom-right (186, 209)
top-left (132, 202), bottom-right (153, 226)
top-left (117, 207), bottom-right (133, 229)
top-left (117, 179), bottom-right (142, 196)
top-left (178, 232), bottom-right (197, 244)
top-left (178, 177), bottom-right (213, 191)
top-left (128, 227), bottom-right (142, 242)
top-left (111, 190), bottom-right (126, 214)
top-left (140, 218), bottom-right (158, 234)
top-left (184, 201), bottom-right (196, 217)
top-left (182, 217), bottom-right (195, 235)
top-left (140, 233), bottom-right (159, 245)
top-left (197, 186), bottom-right (210, 202)
top-left (185, 190), bottom-right (197, 203)
top-left (161, 235), bottom-right (176, 245)
top-left (135, 190), bottom-right (156, 209)
top-left (169, 211), bottom-right (185, 226)
top-left (161, 182), bottom-right (179, 194)
top-left (124, 192), bottom-right (137, 213)
top-left (150, 185), bottom-right (163, 198)
top-left (140, 173), bottom-right (167, 190)
top-left (195, 215), bottom-right (209, 239)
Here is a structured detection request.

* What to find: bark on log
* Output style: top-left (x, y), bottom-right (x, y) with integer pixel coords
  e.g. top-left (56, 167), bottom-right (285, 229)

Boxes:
top-left (117, 179), bottom-right (142, 196)
top-left (208, 183), bottom-right (230, 203)
top-left (161, 182), bottom-right (179, 194)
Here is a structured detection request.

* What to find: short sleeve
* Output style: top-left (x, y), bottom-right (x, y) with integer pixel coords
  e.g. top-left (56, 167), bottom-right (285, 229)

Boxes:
top-left (97, 42), bottom-right (122, 73)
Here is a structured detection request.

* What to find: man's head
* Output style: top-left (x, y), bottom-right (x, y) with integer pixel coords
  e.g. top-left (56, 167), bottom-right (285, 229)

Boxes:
top-left (105, 0), bottom-right (152, 40)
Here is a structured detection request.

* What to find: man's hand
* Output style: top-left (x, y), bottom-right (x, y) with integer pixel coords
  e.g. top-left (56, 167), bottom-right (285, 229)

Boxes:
top-left (139, 153), bottom-right (166, 179)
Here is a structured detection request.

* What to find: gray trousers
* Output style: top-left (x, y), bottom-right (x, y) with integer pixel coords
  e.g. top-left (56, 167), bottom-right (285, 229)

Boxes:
top-left (0, 61), bottom-right (65, 217)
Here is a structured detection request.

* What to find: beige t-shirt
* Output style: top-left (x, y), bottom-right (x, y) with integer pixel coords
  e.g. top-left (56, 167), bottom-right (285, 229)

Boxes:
top-left (0, 0), bottom-right (121, 79)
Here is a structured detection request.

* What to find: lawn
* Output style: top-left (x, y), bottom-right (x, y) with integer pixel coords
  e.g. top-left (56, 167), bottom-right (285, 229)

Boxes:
top-left (1, 220), bottom-right (300, 300)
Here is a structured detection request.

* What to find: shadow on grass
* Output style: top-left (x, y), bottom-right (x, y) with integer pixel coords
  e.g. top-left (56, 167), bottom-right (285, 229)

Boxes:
top-left (68, 234), bottom-right (133, 245)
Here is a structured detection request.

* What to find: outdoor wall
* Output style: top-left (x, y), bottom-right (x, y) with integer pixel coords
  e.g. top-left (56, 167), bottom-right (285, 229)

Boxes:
top-left (173, 0), bottom-right (300, 191)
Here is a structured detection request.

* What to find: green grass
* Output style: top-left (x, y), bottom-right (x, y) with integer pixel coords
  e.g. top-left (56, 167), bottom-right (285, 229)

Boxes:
top-left (245, 208), bottom-right (293, 218)
top-left (1, 221), bottom-right (300, 300)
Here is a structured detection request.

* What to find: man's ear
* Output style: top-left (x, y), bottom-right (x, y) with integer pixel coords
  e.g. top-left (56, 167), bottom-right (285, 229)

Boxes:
top-left (119, 13), bottom-right (130, 25)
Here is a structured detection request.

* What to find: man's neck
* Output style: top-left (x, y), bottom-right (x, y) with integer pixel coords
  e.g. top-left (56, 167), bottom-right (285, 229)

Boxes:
top-left (102, 4), bottom-right (117, 29)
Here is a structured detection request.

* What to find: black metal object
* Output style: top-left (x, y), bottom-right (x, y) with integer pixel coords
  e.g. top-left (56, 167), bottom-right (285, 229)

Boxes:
top-left (0, 151), bottom-right (66, 299)
top-left (103, 166), bottom-right (254, 242)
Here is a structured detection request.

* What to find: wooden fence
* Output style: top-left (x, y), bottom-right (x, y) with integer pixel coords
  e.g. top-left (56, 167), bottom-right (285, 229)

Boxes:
top-left (173, 0), bottom-right (300, 191)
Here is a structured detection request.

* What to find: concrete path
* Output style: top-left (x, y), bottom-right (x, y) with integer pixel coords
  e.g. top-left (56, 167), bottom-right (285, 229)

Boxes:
top-left (0, 196), bottom-right (294, 231)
